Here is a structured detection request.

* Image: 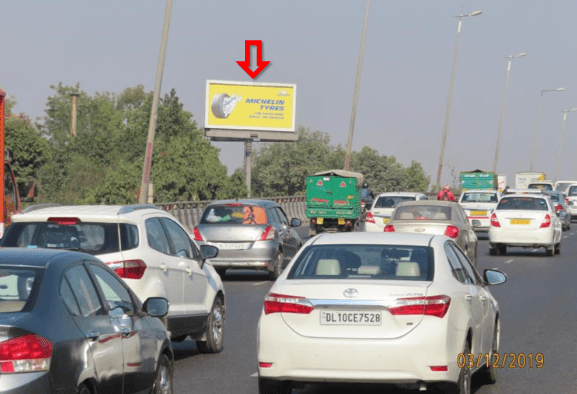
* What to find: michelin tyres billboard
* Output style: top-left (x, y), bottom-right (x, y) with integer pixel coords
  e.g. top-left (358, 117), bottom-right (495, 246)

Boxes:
top-left (205, 80), bottom-right (296, 132)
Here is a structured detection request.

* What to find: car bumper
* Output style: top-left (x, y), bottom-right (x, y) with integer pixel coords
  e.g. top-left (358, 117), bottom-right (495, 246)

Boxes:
top-left (488, 227), bottom-right (554, 246)
top-left (0, 372), bottom-right (54, 394)
top-left (257, 314), bottom-right (465, 384)
top-left (363, 221), bottom-right (386, 232)
top-left (200, 240), bottom-right (278, 270)
top-left (467, 217), bottom-right (490, 231)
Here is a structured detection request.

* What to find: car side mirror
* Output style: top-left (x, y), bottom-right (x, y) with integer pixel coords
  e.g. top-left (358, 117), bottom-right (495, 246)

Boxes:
top-left (471, 219), bottom-right (482, 227)
top-left (484, 269), bottom-right (507, 286)
top-left (290, 218), bottom-right (301, 228)
top-left (143, 297), bottom-right (169, 317)
top-left (200, 245), bottom-right (219, 260)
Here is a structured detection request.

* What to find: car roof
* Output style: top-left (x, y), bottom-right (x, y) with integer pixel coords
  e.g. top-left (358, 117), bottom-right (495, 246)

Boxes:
top-left (461, 189), bottom-right (499, 193)
top-left (206, 199), bottom-right (279, 208)
top-left (375, 192), bottom-right (425, 197)
top-left (310, 232), bottom-right (436, 247)
top-left (396, 200), bottom-right (454, 207)
top-left (0, 248), bottom-right (95, 268)
top-left (502, 193), bottom-right (547, 199)
top-left (14, 204), bottom-right (162, 221)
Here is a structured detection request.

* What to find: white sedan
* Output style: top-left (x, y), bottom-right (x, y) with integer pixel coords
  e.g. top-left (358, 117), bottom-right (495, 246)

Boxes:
top-left (488, 194), bottom-right (562, 256)
top-left (458, 189), bottom-right (501, 232)
top-left (257, 233), bottom-right (507, 394)
top-left (364, 192), bottom-right (428, 232)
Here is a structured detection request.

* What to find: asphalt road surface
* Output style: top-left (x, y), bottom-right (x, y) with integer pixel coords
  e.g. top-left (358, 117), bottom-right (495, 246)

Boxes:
top-left (172, 226), bottom-right (577, 393)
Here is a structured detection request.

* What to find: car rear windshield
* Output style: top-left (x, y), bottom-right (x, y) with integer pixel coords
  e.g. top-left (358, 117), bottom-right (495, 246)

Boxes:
top-left (461, 193), bottom-right (498, 203)
top-left (497, 197), bottom-right (548, 211)
top-left (0, 267), bottom-right (42, 313)
top-left (568, 186), bottom-right (577, 196)
top-left (393, 205), bottom-right (452, 221)
top-left (546, 194), bottom-right (560, 202)
top-left (1, 222), bottom-right (139, 255)
top-left (288, 244), bottom-right (434, 281)
top-left (555, 182), bottom-right (573, 193)
top-left (200, 204), bottom-right (268, 225)
top-left (373, 196), bottom-right (416, 208)
top-left (528, 183), bottom-right (553, 191)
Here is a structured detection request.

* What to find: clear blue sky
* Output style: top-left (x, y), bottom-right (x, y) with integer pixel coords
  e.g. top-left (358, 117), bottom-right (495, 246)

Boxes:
top-left (3, 0), bottom-right (577, 186)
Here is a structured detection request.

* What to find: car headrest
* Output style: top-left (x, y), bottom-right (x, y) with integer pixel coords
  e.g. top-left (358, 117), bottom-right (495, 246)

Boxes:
top-left (316, 259), bottom-right (341, 276)
top-left (399, 212), bottom-right (414, 220)
top-left (357, 265), bottom-right (380, 275)
top-left (396, 262), bottom-right (421, 277)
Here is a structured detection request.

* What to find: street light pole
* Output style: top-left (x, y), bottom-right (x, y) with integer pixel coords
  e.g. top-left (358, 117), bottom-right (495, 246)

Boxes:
top-left (530, 88), bottom-right (564, 171)
top-left (344, 0), bottom-right (371, 171)
top-left (554, 108), bottom-right (577, 182)
top-left (435, 10), bottom-right (482, 191)
top-left (492, 52), bottom-right (526, 173)
top-left (139, 0), bottom-right (173, 204)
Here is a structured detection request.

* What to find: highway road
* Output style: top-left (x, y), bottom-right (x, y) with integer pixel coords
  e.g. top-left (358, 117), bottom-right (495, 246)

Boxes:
top-left (172, 226), bottom-right (577, 393)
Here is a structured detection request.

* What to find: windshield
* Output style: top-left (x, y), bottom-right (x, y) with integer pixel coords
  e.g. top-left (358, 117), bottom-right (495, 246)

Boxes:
top-left (373, 196), bottom-right (416, 208)
top-left (567, 186), bottom-right (577, 196)
top-left (497, 197), bottom-right (548, 211)
top-left (0, 267), bottom-right (42, 313)
top-left (555, 182), bottom-right (574, 193)
top-left (461, 192), bottom-right (498, 203)
top-left (200, 204), bottom-right (268, 225)
top-left (546, 194), bottom-right (560, 202)
top-left (1, 222), bottom-right (139, 255)
top-left (528, 183), bottom-right (553, 191)
top-left (393, 205), bottom-right (452, 221)
top-left (288, 244), bottom-right (434, 281)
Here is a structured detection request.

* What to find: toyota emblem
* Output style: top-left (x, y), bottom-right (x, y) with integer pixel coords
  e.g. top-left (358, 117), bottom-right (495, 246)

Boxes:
top-left (343, 288), bottom-right (358, 298)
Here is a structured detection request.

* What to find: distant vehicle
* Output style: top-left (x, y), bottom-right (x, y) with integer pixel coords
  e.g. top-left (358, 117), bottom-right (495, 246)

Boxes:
top-left (497, 174), bottom-right (507, 192)
top-left (488, 193), bottom-right (562, 256)
top-left (460, 169), bottom-right (498, 192)
top-left (306, 170), bottom-right (364, 235)
top-left (515, 171), bottom-right (546, 189)
top-left (458, 189), bottom-right (501, 232)
top-left (363, 192), bottom-right (428, 232)
top-left (502, 188), bottom-right (543, 196)
top-left (564, 183), bottom-right (577, 220)
top-left (384, 200), bottom-right (478, 265)
top-left (554, 180), bottom-right (577, 194)
top-left (194, 199), bottom-right (302, 280)
top-left (544, 191), bottom-right (571, 230)
top-left (0, 248), bottom-right (173, 394)
top-left (527, 181), bottom-right (554, 191)
top-left (257, 232), bottom-right (507, 394)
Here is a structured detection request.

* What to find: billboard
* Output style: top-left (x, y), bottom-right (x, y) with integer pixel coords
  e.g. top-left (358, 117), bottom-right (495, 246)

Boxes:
top-left (205, 80), bottom-right (296, 134)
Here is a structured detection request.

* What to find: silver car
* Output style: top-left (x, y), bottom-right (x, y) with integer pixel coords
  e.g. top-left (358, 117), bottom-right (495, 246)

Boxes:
top-left (544, 191), bottom-right (572, 230)
top-left (385, 200), bottom-right (478, 265)
top-left (194, 200), bottom-right (302, 279)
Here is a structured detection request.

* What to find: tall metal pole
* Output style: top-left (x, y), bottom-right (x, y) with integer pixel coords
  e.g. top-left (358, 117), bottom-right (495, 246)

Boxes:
top-left (245, 139), bottom-right (252, 198)
top-left (435, 10), bottom-right (482, 191)
top-left (0, 88), bottom-right (5, 238)
top-left (555, 109), bottom-right (577, 182)
top-left (70, 93), bottom-right (79, 138)
top-left (344, 0), bottom-right (371, 171)
top-left (530, 88), bottom-right (564, 171)
top-left (139, 0), bottom-right (173, 204)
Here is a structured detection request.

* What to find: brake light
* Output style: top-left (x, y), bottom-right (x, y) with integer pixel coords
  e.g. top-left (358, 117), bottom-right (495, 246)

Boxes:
top-left (365, 212), bottom-right (375, 223)
top-left (491, 213), bottom-right (500, 227)
top-left (311, 218), bottom-right (317, 225)
top-left (389, 295), bottom-right (451, 318)
top-left (566, 198), bottom-right (570, 205)
top-left (555, 204), bottom-right (563, 212)
top-left (193, 227), bottom-right (203, 241)
top-left (540, 214), bottom-right (551, 228)
top-left (258, 225), bottom-right (275, 241)
top-left (430, 366), bottom-right (448, 372)
top-left (263, 293), bottom-right (314, 315)
top-left (0, 335), bottom-right (52, 373)
top-left (47, 217), bottom-right (79, 225)
top-left (384, 224), bottom-right (395, 232)
top-left (444, 225), bottom-right (459, 239)
top-left (259, 362), bottom-right (273, 368)
top-left (107, 260), bottom-right (147, 279)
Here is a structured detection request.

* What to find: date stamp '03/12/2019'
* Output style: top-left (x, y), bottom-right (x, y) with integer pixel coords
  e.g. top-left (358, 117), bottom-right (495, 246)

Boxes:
top-left (457, 353), bottom-right (544, 369)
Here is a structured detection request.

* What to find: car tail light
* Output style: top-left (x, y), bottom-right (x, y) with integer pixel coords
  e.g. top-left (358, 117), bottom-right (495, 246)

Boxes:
top-left (259, 362), bottom-right (273, 368)
top-left (555, 204), bottom-right (563, 212)
top-left (258, 226), bottom-right (275, 241)
top-left (365, 212), bottom-right (375, 223)
top-left (263, 293), bottom-right (314, 315)
top-left (430, 366), bottom-right (448, 372)
top-left (193, 227), bottom-right (203, 241)
top-left (225, 203), bottom-right (243, 207)
top-left (389, 295), bottom-right (451, 318)
top-left (107, 260), bottom-right (147, 279)
top-left (444, 225), bottom-right (459, 239)
top-left (540, 214), bottom-right (551, 228)
top-left (566, 198), bottom-right (570, 205)
top-left (47, 217), bottom-right (79, 225)
top-left (384, 224), bottom-right (395, 232)
top-left (0, 335), bottom-right (52, 373)
top-left (311, 218), bottom-right (317, 225)
top-left (491, 213), bottom-right (500, 227)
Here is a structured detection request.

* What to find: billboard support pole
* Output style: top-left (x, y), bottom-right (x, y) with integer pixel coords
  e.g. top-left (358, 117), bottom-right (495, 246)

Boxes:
top-left (245, 139), bottom-right (252, 198)
top-left (0, 88), bottom-right (5, 238)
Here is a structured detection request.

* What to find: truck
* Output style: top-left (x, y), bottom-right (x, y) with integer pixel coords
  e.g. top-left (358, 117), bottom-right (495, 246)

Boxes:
top-left (515, 172), bottom-right (546, 189)
top-left (460, 170), bottom-right (498, 192)
top-left (497, 174), bottom-right (507, 192)
top-left (306, 170), bottom-right (364, 236)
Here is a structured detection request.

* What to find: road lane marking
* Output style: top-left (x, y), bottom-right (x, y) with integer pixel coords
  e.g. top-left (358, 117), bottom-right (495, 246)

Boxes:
top-left (505, 259), bottom-right (514, 264)
top-left (253, 281), bottom-right (270, 286)
top-left (251, 373), bottom-right (258, 377)
top-left (564, 236), bottom-right (568, 239)
top-left (571, 233), bottom-right (574, 235)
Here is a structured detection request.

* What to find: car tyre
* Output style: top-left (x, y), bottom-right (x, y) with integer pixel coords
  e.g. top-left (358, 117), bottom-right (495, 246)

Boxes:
top-left (489, 248), bottom-right (497, 256)
top-left (546, 245), bottom-right (554, 257)
top-left (555, 243), bottom-right (561, 255)
top-left (197, 297), bottom-right (225, 354)
top-left (258, 378), bottom-right (292, 394)
top-left (498, 245), bottom-right (506, 256)
top-left (479, 319), bottom-right (499, 385)
top-left (78, 384), bottom-right (91, 394)
top-left (269, 252), bottom-right (284, 281)
top-left (446, 342), bottom-right (472, 394)
top-left (152, 354), bottom-right (173, 394)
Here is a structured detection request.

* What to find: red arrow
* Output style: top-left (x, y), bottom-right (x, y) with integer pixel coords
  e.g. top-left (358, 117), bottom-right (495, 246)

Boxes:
top-left (236, 40), bottom-right (271, 79)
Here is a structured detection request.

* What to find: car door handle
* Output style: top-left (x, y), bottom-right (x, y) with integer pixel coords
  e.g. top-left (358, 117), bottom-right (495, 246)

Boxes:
top-left (185, 267), bottom-right (193, 276)
top-left (480, 296), bottom-right (487, 302)
top-left (160, 264), bottom-right (168, 272)
top-left (87, 331), bottom-right (100, 341)
top-left (465, 294), bottom-right (473, 301)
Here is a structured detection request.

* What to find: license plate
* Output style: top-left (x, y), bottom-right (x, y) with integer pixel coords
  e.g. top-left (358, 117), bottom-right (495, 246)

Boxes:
top-left (338, 218), bottom-right (345, 225)
top-left (510, 219), bottom-right (530, 225)
top-left (320, 310), bottom-right (381, 326)
top-left (470, 211), bottom-right (487, 216)
top-left (383, 218), bottom-right (390, 224)
top-left (216, 243), bottom-right (247, 250)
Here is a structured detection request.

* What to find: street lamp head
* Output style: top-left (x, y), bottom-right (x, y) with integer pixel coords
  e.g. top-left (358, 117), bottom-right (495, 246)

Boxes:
top-left (516, 52), bottom-right (527, 58)
top-left (556, 87), bottom-right (565, 91)
top-left (469, 10), bottom-right (482, 16)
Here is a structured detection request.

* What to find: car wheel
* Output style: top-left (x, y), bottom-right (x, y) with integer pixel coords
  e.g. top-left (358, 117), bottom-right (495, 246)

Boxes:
top-left (479, 319), bottom-right (499, 385)
top-left (197, 297), bottom-right (225, 353)
top-left (498, 245), bottom-right (506, 256)
top-left (258, 378), bottom-right (292, 394)
top-left (78, 384), bottom-right (91, 394)
top-left (555, 243), bottom-right (561, 255)
top-left (269, 253), bottom-right (284, 281)
top-left (448, 342), bottom-right (472, 394)
top-left (215, 268), bottom-right (227, 278)
top-left (546, 244), bottom-right (555, 257)
top-left (152, 354), bottom-right (173, 394)
top-left (567, 222), bottom-right (571, 230)
top-left (489, 248), bottom-right (497, 256)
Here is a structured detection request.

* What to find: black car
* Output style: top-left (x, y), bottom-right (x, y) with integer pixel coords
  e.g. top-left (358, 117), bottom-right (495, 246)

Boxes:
top-left (0, 248), bottom-right (173, 394)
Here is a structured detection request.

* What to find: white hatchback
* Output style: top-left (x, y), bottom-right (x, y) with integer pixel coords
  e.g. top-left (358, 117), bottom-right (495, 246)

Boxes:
top-left (458, 190), bottom-right (501, 232)
top-left (488, 194), bottom-right (562, 256)
top-left (257, 233), bottom-right (506, 394)
top-left (1, 204), bottom-right (226, 352)
top-left (364, 192), bottom-right (428, 232)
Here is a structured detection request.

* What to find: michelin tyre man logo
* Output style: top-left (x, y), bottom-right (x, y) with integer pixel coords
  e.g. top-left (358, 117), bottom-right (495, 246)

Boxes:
top-left (211, 93), bottom-right (242, 118)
